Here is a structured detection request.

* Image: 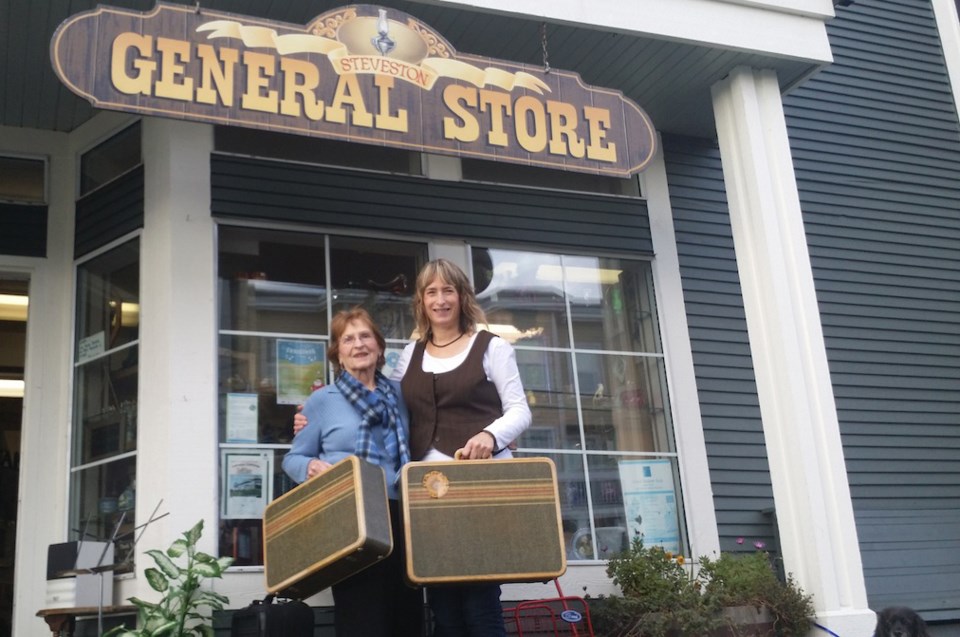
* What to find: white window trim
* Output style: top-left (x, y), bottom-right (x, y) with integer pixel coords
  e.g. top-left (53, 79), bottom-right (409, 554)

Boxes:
top-left (640, 136), bottom-right (722, 560)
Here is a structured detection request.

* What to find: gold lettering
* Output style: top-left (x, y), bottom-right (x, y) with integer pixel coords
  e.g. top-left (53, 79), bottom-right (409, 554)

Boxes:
top-left (196, 44), bottom-right (236, 107)
top-left (373, 75), bottom-right (407, 132)
top-left (279, 57), bottom-right (324, 120)
top-left (514, 96), bottom-right (547, 153)
top-left (479, 90), bottom-right (511, 147)
top-left (111, 33), bottom-right (155, 96)
top-left (442, 85), bottom-right (479, 142)
top-left (547, 100), bottom-right (585, 158)
top-left (326, 74), bottom-right (373, 127)
top-left (584, 106), bottom-right (616, 163)
top-left (241, 51), bottom-right (279, 113)
top-left (154, 37), bottom-right (193, 100)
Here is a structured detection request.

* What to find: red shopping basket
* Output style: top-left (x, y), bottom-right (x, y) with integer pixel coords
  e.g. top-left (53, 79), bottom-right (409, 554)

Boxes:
top-left (502, 579), bottom-right (594, 636)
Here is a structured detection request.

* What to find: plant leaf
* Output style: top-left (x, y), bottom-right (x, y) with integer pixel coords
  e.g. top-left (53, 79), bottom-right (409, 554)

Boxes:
top-left (147, 549), bottom-right (181, 579)
top-left (167, 539), bottom-right (188, 558)
top-left (144, 567), bottom-right (170, 593)
top-left (216, 556), bottom-right (235, 571)
top-left (194, 551), bottom-right (215, 563)
top-left (193, 561), bottom-right (221, 577)
top-left (185, 519), bottom-right (204, 546)
top-left (195, 625), bottom-right (215, 637)
top-left (129, 596), bottom-right (159, 614)
top-left (148, 620), bottom-right (179, 636)
top-left (199, 590), bottom-right (230, 605)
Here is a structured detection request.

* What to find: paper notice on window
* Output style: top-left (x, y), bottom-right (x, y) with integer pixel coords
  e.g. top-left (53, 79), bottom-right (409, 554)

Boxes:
top-left (226, 393), bottom-right (258, 443)
top-left (618, 459), bottom-right (680, 554)
top-left (221, 450), bottom-right (273, 519)
top-left (77, 331), bottom-right (105, 363)
top-left (276, 339), bottom-right (326, 405)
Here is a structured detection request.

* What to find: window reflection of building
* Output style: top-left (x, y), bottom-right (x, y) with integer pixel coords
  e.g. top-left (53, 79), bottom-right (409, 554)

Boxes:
top-left (474, 247), bottom-right (682, 561)
top-left (215, 227), bottom-right (427, 564)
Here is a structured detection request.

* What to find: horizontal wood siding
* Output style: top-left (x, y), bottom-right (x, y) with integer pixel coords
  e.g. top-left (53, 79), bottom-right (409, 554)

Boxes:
top-left (784, 0), bottom-right (960, 618)
top-left (74, 166), bottom-right (144, 259)
top-left (210, 155), bottom-right (652, 255)
top-left (661, 134), bottom-right (777, 555)
top-left (0, 203), bottom-right (46, 257)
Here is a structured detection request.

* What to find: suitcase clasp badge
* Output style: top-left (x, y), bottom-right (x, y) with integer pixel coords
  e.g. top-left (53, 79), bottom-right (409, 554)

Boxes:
top-left (422, 471), bottom-right (449, 498)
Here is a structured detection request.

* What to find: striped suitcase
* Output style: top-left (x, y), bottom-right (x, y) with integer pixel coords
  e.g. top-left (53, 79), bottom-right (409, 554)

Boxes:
top-left (400, 456), bottom-right (566, 585)
top-left (263, 456), bottom-right (392, 599)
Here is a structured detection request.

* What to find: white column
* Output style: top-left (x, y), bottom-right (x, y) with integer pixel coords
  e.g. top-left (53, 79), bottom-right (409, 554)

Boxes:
top-left (7, 126), bottom-right (74, 637)
top-left (135, 118), bottom-right (218, 579)
top-left (711, 66), bottom-right (875, 634)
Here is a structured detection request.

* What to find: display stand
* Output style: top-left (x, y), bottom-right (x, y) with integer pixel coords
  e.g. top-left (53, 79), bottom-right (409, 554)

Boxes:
top-left (36, 501), bottom-right (167, 636)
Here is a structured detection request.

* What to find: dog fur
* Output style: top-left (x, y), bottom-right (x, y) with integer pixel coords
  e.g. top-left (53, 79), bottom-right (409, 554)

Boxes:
top-left (873, 606), bottom-right (930, 637)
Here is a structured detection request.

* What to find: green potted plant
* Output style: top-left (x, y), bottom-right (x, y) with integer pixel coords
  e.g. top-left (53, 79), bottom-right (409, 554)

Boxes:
top-left (593, 537), bottom-right (814, 637)
top-left (105, 519), bottom-right (233, 637)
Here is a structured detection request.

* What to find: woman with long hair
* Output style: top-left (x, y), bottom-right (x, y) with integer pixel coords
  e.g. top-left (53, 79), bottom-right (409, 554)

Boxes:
top-left (392, 258), bottom-right (532, 636)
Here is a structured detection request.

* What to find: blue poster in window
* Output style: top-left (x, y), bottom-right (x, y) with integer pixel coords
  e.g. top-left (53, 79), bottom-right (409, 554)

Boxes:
top-left (276, 339), bottom-right (326, 405)
top-left (618, 459), bottom-right (680, 554)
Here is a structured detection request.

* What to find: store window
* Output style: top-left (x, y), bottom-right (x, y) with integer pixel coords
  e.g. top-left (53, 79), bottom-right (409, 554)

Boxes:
top-left (70, 239), bottom-right (140, 572)
top-left (79, 122), bottom-right (142, 196)
top-left (217, 226), bottom-right (427, 564)
top-left (473, 247), bottom-right (683, 561)
top-left (0, 156), bottom-right (45, 203)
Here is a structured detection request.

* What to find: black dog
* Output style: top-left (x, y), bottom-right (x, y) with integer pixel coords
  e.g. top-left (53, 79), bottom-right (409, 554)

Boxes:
top-left (873, 606), bottom-right (930, 637)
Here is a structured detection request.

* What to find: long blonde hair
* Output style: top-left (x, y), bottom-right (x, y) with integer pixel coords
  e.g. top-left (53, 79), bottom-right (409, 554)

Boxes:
top-left (412, 258), bottom-right (487, 343)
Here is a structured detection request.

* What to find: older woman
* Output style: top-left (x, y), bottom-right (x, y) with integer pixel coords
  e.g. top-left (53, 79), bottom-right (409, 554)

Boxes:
top-left (392, 258), bottom-right (532, 637)
top-left (283, 308), bottom-right (422, 637)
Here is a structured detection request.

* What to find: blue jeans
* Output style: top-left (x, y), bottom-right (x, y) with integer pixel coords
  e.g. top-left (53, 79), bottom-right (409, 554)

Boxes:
top-left (429, 584), bottom-right (505, 637)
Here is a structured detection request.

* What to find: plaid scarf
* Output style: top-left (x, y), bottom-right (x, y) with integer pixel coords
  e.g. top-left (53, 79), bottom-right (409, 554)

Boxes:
top-left (335, 370), bottom-right (410, 482)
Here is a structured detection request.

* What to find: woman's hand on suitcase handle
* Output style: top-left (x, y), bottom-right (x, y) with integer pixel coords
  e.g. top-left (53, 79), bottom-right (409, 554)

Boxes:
top-left (457, 430), bottom-right (497, 460)
top-left (306, 458), bottom-right (333, 479)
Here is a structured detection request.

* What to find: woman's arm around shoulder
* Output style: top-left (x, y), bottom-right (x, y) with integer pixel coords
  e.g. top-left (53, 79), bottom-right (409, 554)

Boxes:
top-left (389, 341), bottom-right (416, 382)
top-left (282, 386), bottom-right (333, 484)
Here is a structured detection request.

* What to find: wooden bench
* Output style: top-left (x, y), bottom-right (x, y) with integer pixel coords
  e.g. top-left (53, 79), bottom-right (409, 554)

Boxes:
top-left (36, 605), bottom-right (136, 636)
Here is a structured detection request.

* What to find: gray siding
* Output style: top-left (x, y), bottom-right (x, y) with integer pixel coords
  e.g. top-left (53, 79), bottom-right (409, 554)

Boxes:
top-left (75, 166), bottom-right (144, 259)
top-left (661, 134), bottom-right (778, 555)
top-left (211, 155), bottom-right (652, 255)
top-left (784, 0), bottom-right (960, 619)
top-left (0, 203), bottom-right (46, 257)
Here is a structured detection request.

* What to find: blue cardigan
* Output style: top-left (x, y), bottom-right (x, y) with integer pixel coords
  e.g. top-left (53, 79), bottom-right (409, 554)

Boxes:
top-left (281, 380), bottom-right (410, 499)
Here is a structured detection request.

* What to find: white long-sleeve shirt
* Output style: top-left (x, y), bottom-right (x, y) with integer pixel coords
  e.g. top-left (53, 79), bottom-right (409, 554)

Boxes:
top-left (391, 332), bottom-right (531, 460)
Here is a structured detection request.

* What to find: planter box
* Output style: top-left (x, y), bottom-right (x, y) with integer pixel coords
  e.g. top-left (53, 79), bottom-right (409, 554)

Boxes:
top-left (711, 605), bottom-right (775, 637)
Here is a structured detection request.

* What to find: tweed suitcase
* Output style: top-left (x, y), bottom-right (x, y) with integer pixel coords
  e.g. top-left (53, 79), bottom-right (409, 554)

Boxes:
top-left (400, 456), bottom-right (566, 585)
top-left (263, 456), bottom-right (392, 599)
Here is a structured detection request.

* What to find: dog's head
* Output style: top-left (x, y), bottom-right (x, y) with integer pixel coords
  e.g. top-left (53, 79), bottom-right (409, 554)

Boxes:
top-left (873, 606), bottom-right (930, 637)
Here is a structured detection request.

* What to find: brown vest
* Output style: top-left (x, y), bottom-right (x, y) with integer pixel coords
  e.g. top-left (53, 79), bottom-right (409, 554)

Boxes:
top-left (402, 330), bottom-right (503, 459)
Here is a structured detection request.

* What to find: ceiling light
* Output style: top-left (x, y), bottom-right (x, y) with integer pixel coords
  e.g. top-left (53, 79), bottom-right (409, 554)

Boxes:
top-left (0, 294), bottom-right (28, 322)
top-left (536, 265), bottom-right (623, 285)
top-left (0, 379), bottom-right (25, 398)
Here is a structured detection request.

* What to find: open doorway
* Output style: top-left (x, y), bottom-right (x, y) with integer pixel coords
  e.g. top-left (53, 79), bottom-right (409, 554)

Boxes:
top-left (0, 276), bottom-right (27, 635)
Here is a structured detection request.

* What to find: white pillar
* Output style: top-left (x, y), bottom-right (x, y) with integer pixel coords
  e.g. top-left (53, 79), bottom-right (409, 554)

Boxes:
top-left (711, 66), bottom-right (875, 634)
top-left (135, 118), bottom-right (218, 579)
top-left (8, 126), bottom-right (74, 637)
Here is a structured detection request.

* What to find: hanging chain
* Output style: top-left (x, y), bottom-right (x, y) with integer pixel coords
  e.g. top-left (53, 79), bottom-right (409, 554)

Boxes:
top-left (540, 22), bottom-right (550, 73)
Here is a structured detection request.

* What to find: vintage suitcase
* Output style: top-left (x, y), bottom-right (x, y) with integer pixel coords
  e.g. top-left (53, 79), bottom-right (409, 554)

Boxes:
top-left (263, 455), bottom-right (392, 599)
top-left (230, 594), bottom-right (314, 637)
top-left (400, 456), bottom-right (566, 585)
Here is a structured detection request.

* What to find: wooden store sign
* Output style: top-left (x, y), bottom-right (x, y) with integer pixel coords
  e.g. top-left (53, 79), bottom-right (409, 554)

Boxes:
top-left (51, 3), bottom-right (657, 176)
